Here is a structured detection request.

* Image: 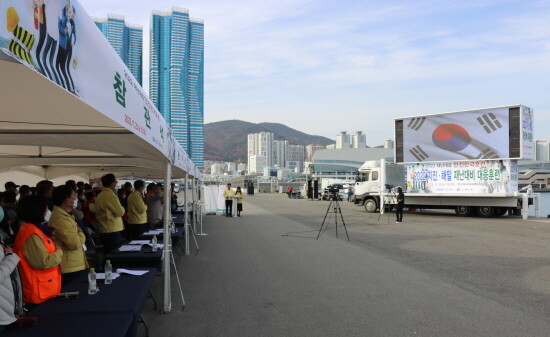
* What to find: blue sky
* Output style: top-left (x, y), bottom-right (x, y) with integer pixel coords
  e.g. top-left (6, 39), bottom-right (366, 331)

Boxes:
top-left (80, 0), bottom-right (550, 146)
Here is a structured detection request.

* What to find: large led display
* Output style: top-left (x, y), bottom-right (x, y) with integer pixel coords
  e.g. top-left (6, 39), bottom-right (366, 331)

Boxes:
top-left (395, 105), bottom-right (534, 163)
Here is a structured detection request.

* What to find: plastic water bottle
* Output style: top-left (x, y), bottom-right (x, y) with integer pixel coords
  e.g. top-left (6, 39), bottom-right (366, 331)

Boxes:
top-left (88, 268), bottom-right (98, 294)
top-left (104, 260), bottom-right (113, 285)
top-left (170, 220), bottom-right (176, 233)
top-left (152, 235), bottom-right (158, 252)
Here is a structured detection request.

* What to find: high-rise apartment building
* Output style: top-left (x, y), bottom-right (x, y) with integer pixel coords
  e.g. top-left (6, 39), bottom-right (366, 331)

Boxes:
top-left (247, 132), bottom-right (274, 173)
top-left (150, 8), bottom-right (204, 168)
top-left (226, 162), bottom-right (238, 175)
top-left (287, 145), bottom-right (305, 172)
top-left (249, 155), bottom-right (267, 174)
top-left (306, 144), bottom-right (325, 161)
top-left (273, 140), bottom-right (288, 167)
top-left (352, 131), bottom-right (367, 148)
top-left (336, 132), bottom-right (351, 149)
top-left (94, 15), bottom-right (143, 84)
top-left (384, 139), bottom-right (394, 149)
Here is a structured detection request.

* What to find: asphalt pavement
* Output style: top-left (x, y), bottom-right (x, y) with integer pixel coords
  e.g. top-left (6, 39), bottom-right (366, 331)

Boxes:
top-left (143, 193), bottom-right (550, 337)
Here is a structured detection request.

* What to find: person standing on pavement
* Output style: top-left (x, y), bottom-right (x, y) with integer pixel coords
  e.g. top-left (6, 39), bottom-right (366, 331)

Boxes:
top-left (48, 185), bottom-right (88, 285)
top-left (223, 183), bottom-right (235, 217)
top-left (146, 184), bottom-right (163, 228)
top-left (395, 187), bottom-right (405, 223)
top-left (347, 185), bottom-right (354, 202)
top-left (127, 180), bottom-right (147, 240)
top-left (13, 195), bottom-right (63, 304)
top-left (235, 187), bottom-right (244, 217)
top-left (95, 174), bottom-right (125, 253)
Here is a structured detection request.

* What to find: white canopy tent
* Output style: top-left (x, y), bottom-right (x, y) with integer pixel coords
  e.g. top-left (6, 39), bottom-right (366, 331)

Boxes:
top-left (0, 53), bottom-right (197, 312)
top-left (0, 0), bottom-right (201, 310)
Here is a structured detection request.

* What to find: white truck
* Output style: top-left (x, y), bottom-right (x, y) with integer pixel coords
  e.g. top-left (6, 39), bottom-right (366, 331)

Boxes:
top-left (353, 159), bottom-right (526, 217)
top-left (353, 104), bottom-right (537, 217)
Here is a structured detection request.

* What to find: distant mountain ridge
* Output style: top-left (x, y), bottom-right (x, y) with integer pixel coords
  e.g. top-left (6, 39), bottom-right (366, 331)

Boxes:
top-left (205, 120), bottom-right (333, 162)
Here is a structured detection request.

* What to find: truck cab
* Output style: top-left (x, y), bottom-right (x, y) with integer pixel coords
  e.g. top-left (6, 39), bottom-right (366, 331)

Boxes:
top-left (353, 160), bottom-right (403, 212)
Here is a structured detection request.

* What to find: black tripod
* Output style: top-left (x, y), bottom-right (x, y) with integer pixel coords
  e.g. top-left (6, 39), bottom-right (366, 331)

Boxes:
top-left (317, 193), bottom-right (350, 241)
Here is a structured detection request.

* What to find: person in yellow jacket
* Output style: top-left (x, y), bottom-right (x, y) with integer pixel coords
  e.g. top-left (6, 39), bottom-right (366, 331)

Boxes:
top-left (127, 180), bottom-right (148, 240)
top-left (235, 186), bottom-right (244, 217)
top-left (13, 195), bottom-right (62, 304)
top-left (223, 183), bottom-right (235, 217)
top-left (95, 174), bottom-right (125, 253)
top-left (49, 185), bottom-right (88, 285)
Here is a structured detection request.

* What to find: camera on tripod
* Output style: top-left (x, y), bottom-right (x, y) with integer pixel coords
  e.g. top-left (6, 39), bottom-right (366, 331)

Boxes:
top-left (317, 185), bottom-right (349, 241)
top-left (326, 185), bottom-right (341, 200)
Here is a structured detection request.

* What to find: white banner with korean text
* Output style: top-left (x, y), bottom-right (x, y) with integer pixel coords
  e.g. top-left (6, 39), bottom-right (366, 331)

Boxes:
top-left (0, 0), bottom-right (199, 178)
top-left (406, 160), bottom-right (518, 194)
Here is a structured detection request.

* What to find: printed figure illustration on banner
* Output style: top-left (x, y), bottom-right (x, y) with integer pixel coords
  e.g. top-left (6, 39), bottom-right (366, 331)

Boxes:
top-left (406, 160), bottom-right (518, 194)
top-left (403, 107), bottom-right (510, 162)
top-left (1, 0), bottom-right (79, 95)
top-left (0, 0), bottom-right (199, 177)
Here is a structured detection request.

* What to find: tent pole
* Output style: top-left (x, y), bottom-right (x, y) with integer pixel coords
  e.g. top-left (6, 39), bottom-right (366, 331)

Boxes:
top-left (162, 161), bottom-right (172, 313)
top-left (185, 174), bottom-right (190, 255)
top-left (196, 179), bottom-right (207, 236)
top-left (192, 178), bottom-right (196, 232)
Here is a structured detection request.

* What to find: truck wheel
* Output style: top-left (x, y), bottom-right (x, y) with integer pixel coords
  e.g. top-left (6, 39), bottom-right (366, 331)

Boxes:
top-left (364, 199), bottom-right (377, 213)
top-left (477, 206), bottom-right (495, 218)
top-left (495, 207), bottom-right (507, 217)
top-left (455, 206), bottom-right (471, 216)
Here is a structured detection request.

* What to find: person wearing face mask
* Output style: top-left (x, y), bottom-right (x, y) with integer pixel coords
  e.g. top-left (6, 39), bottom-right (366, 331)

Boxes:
top-left (48, 185), bottom-right (88, 285)
top-left (65, 180), bottom-right (84, 230)
top-left (13, 195), bottom-right (62, 304)
top-left (126, 180), bottom-right (147, 240)
top-left (36, 180), bottom-right (54, 222)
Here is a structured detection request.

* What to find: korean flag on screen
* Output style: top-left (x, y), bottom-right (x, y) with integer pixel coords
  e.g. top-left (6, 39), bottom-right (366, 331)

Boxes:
top-left (403, 108), bottom-right (510, 162)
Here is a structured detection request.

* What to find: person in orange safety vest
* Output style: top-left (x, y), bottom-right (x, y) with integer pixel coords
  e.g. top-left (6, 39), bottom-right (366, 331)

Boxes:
top-left (13, 195), bottom-right (62, 304)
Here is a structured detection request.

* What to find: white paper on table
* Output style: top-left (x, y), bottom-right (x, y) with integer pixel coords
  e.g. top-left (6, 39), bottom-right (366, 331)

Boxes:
top-left (96, 272), bottom-right (120, 280)
top-left (116, 269), bottom-right (149, 276)
top-left (129, 240), bottom-right (151, 245)
top-left (117, 245), bottom-right (142, 252)
top-left (143, 230), bottom-right (163, 235)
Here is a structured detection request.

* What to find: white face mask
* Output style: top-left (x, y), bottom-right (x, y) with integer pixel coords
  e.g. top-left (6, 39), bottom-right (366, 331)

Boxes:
top-left (44, 208), bottom-right (52, 222)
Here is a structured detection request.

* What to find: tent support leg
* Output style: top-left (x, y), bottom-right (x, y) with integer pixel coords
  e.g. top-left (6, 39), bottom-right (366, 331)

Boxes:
top-left (162, 161), bottom-right (172, 313)
top-left (185, 174), bottom-right (190, 256)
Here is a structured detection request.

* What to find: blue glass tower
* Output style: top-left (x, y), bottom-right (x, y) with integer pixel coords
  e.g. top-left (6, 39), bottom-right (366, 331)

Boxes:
top-left (94, 15), bottom-right (143, 85)
top-left (150, 8), bottom-right (204, 168)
